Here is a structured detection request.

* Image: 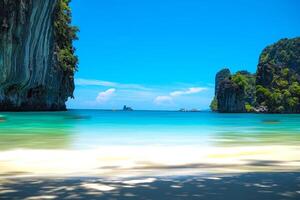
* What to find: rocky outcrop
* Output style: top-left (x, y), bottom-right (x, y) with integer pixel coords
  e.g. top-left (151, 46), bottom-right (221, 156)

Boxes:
top-left (212, 37), bottom-right (300, 113)
top-left (0, 0), bottom-right (77, 111)
top-left (217, 79), bottom-right (246, 113)
top-left (255, 37), bottom-right (300, 113)
top-left (256, 38), bottom-right (300, 88)
top-left (215, 68), bottom-right (231, 96)
top-left (213, 69), bottom-right (248, 113)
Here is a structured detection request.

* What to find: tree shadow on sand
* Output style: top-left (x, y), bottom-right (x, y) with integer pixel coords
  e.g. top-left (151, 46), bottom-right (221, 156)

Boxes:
top-left (1, 172), bottom-right (300, 200)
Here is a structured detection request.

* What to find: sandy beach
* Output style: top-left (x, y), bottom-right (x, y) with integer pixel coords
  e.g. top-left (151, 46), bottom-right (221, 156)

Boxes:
top-left (1, 145), bottom-right (300, 178)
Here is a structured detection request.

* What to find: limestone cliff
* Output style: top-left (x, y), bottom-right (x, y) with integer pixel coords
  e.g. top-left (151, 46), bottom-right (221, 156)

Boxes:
top-left (217, 77), bottom-right (246, 113)
top-left (212, 69), bottom-right (254, 113)
top-left (212, 37), bottom-right (300, 113)
top-left (256, 37), bottom-right (300, 113)
top-left (215, 68), bottom-right (231, 96)
top-left (0, 0), bottom-right (77, 111)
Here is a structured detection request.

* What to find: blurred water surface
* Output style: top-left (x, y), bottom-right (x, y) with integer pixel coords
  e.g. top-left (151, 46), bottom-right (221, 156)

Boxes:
top-left (1, 110), bottom-right (300, 150)
top-left (1, 110), bottom-right (300, 177)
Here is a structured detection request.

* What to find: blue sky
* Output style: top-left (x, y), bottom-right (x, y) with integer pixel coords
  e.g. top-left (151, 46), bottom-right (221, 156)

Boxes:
top-left (67, 0), bottom-right (300, 110)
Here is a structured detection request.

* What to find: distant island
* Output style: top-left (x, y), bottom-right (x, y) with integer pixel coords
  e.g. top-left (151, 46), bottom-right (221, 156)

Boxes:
top-left (178, 108), bottom-right (200, 112)
top-left (211, 37), bottom-right (300, 113)
top-left (123, 105), bottom-right (133, 111)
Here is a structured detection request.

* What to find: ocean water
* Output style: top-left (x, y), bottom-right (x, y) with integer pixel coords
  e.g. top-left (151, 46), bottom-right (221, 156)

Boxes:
top-left (1, 110), bottom-right (300, 150)
top-left (0, 110), bottom-right (300, 177)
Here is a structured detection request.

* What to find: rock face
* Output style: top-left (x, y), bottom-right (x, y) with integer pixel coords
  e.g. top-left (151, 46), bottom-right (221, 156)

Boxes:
top-left (217, 78), bottom-right (246, 113)
top-left (0, 0), bottom-right (77, 111)
top-left (212, 37), bottom-right (300, 113)
top-left (215, 68), bottom-right (231, 96)
top-left (255, 38), bottom-right (300, 113)
top-left (211, 68), bottom-right (245, 112)
top-left (256, 38), bottom-right (300, 89)
top-left (213, 69), bottom-right (248, 113)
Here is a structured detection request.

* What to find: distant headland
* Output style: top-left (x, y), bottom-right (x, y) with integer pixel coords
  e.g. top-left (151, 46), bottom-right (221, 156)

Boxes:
top-left (211, 37), bottom-right (300, 113)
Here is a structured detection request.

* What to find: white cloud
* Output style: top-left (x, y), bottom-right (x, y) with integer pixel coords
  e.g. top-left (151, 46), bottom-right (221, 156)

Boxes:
top-left (154, 87), bottom-right (207, 106)
top-left (170, 87), bottom-right (207, 97)
top-left (71, 79), bottom-right (212, 109)
top-left (76, 78), bottom-right (149, 90)
top-left (76, 79), bottom-right (117, 87)
top-left (96, 88), bottom-right (116, 103)
top-left (154, 96), bottom-right (173, 105)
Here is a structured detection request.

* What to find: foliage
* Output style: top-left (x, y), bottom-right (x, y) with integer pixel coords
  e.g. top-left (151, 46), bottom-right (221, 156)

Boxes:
top-left (256, 68), bottom-right (300, 113)
top-left (211, 70), bottom-right (256, 112)
top-left (210, 97), bottom-right (218, 111)
top-left (259, 38), bottom-right (300, 70)
top-left (232, 74), bottom-right (248, 88)
top-left (255, 37), bottom-right (300, 113)
top-left (54, 0), bottom-right (78, 72)
top-left (245, 102), bottom-right (254, 112)
top-left (213, 38), bottom-right (300, 113)
top-left (232, 71), bottom-right (256, 106)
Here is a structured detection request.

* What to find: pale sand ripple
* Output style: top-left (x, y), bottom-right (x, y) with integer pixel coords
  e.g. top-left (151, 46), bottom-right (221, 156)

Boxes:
top-left (0, 145), bottom-right (300, 178)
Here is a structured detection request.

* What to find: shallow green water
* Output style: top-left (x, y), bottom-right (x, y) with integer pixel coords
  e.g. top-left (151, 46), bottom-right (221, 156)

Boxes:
top-left (0, 110), bottom-right (300, 150)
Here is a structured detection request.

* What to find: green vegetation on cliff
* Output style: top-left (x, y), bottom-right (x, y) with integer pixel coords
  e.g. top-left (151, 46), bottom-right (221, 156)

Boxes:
top-left (232, 71), bottom-right (256, 106)
top-left (256, 68), bottom-right (300, 113)
top-left (210, 97), bottom-right (218, 111)
top-left (212, 69), bottom-right (256, 113)
top-left (54, 0), bottom-right (78, 72)
top-left (212, 37), bottom-right (300, 113)
top-left (255, 38), bottom-right (300, 113)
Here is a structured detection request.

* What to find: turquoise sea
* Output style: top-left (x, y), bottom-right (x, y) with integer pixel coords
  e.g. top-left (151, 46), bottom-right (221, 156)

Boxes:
top-left (1, 110), bottom-right (300, 150)
top-left (1, 110), bottom-right (300, 178)
top-left (1, 110), bottom-right (300, 200)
